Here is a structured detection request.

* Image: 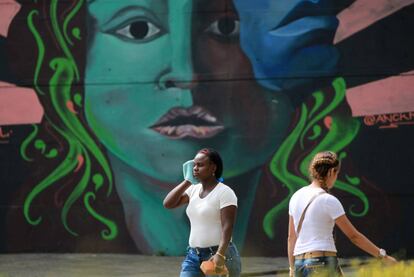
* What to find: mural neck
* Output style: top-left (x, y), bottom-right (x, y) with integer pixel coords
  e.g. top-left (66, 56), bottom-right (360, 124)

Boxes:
top-left (107, 152), bottom-right (189, 255)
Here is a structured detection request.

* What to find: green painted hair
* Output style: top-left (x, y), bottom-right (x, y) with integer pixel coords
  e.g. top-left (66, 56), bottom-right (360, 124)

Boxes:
top-left (19, 0), bottom-right (118, 240)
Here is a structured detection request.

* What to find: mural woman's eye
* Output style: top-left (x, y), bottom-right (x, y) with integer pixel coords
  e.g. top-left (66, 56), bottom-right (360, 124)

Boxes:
top-left (116, 20), bottom-right (162, 41)
top-left (206, 17), bottom-right (240, 38)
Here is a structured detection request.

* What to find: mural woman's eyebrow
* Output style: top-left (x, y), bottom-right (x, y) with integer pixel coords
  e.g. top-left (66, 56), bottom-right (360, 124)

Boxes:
top-left (102, 5), bottom-right (163, 26)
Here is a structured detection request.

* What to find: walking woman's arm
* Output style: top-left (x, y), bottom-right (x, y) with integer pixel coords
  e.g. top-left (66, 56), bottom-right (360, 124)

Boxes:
top-left (335, 214), bottom-right (397, 264)
top-left (163, 180), bottom-right (191, 209)
top-left (212, 205), bottom-right (237, 268)
top-left (287, 215), bottom-right (297, 276)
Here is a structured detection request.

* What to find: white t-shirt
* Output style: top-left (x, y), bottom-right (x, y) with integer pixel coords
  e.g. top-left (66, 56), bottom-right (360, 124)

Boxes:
top-left (185, 183), bottom-right (237, 248)
top-left (289, 186), bottom-right (345, 255)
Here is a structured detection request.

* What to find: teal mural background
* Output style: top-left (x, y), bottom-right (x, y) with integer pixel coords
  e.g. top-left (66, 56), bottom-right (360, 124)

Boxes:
top-left (0, 0), bottom-right (413, 257)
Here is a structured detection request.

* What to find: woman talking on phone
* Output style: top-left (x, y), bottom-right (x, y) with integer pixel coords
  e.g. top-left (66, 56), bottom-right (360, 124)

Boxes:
top-left (288, 151), bottom-right (396, 277)
top-left (163, 148), bottom-right (241, 277)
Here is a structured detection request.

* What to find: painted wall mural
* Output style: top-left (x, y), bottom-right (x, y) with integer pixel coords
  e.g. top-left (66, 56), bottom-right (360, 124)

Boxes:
top-left (0, 0), bottom-right (413, 257)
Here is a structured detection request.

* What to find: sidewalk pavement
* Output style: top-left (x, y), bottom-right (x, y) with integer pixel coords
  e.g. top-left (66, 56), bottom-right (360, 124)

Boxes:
top-left (0, 254), bottom-right (359, 277)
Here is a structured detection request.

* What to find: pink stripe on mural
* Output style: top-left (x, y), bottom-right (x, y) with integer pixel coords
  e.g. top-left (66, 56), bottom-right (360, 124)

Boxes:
top-left (346, 71), bottom-right (414, 117)
top-left (0, 82), bottom-right (43, 125)
top-left (0, 0), bottom-right (21, 38)
top-left (335, 0), bottom-right (414, 43)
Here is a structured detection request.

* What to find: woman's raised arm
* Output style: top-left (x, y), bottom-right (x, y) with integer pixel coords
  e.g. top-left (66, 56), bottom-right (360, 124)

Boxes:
top-left (163, 180), bottom-right (191, 209)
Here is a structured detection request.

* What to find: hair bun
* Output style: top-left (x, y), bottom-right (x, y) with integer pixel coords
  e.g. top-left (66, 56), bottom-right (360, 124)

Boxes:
top-left (308, 151), bottom-right (340, 188)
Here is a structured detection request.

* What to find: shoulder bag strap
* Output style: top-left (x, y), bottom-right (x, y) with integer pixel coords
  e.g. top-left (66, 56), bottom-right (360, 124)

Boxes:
top-left (296, 191), bottom-right (326, 236)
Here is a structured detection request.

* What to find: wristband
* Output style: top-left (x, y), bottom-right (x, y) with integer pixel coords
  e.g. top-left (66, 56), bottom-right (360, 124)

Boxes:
top-left (378, 248), bottom-right (387, 259)
top-left (215, 252), bottom-right (226, 260)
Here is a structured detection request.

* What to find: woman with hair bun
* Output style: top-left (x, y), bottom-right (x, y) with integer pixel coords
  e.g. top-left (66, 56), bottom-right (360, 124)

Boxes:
top-left (287, 151), bottom-right (396, 277)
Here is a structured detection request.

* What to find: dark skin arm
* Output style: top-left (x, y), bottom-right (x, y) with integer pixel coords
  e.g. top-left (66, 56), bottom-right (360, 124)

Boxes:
top-left (163, 180), bottom-right (191, 209)
top-left (211, 205), bottom-right (237, 270)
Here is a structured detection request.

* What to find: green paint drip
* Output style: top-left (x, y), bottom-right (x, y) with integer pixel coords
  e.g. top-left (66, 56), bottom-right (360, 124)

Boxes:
top-left (61, 147), bottom-right (91, 236)
top-left (45, 148), bottom-right (58, 158)
top-left (24, 131), bottom-right (79, 226)
top-left (72, 28), bottom-right (81, 40)
top-left (74, 93), bottom-right (82, 107)
top-left (84, 192), bottom-right (118, 240)
top-left (299, 79), bottom-right (346, 149)
top-left (34, 138), bottom-right (58, 159)
top-left (335, 180), bottom-right (369, 217)
top-left (308, 125), bottom-right (321, 140)
top-left (345, 175), bottom-right (361, 186)
top-left (20, 125), bottom-right (39, 162)
top-left (339, 152), bottom-right (347, 160)
top-left (63, 0), bottom-right (84, 45)
top-left (34, 139), bottom-right (45, 152)
top-left (50, 0), bottom-right (80, 80)
top-left (263, 104), bottom-right (309, 238)
top-left (49, 57), bottom-right (113, 195)
top-left (27, 10), bottom-right (45, 95)
top-left (308, 91), bottom-right (324, 119)
top-left (93, 174), bottom-right (104, 191)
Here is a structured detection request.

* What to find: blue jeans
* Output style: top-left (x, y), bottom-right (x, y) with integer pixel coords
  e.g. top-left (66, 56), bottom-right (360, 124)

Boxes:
top-left (294, 256), bottom-right (343, 277)
top-left (180, 242), bottom-right (241, 277)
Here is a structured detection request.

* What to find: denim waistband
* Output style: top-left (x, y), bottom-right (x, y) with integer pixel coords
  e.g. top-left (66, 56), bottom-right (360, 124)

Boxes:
top-left (188, 245), bottom-right (219, 255)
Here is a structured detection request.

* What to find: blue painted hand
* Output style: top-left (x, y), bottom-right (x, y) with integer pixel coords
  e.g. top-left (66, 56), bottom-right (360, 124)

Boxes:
top-left (183, 160), bottom-right (198, 184)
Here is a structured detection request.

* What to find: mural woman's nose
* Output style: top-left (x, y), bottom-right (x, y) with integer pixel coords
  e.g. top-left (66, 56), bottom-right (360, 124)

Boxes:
top-left (158, 34), bottom-right (197, 91)
top-left (158, 56), bottom-right (197, 91)
top-left (158, 1), bottom-right (196, 96)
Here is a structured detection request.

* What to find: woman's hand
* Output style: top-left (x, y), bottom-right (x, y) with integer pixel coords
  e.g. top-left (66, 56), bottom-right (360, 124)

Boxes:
top-left (210, 253), bottom-right (226, 273)
top-left (289, 266), bottom-right (295, 277)
top-left (383, 255), bottom-right (398, 265)
top-left (182, 160), bottom-right (198, 184)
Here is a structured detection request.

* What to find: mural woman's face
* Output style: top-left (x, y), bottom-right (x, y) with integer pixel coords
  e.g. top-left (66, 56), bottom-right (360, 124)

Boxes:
top-left (84, 0), bottom-right (293, 182)
top-left (233, 0), bottom-right (340, 92)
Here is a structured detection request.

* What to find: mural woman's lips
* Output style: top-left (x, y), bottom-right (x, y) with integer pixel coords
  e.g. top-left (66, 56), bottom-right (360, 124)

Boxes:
top-left (150, 106), bottom-right (225, 139)
top-left (270, 16), bottom-right (338, 37)
top-left (275, 1), bottom-right (335, 30)
top-left (270, 0), bottom-right (338, 40)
